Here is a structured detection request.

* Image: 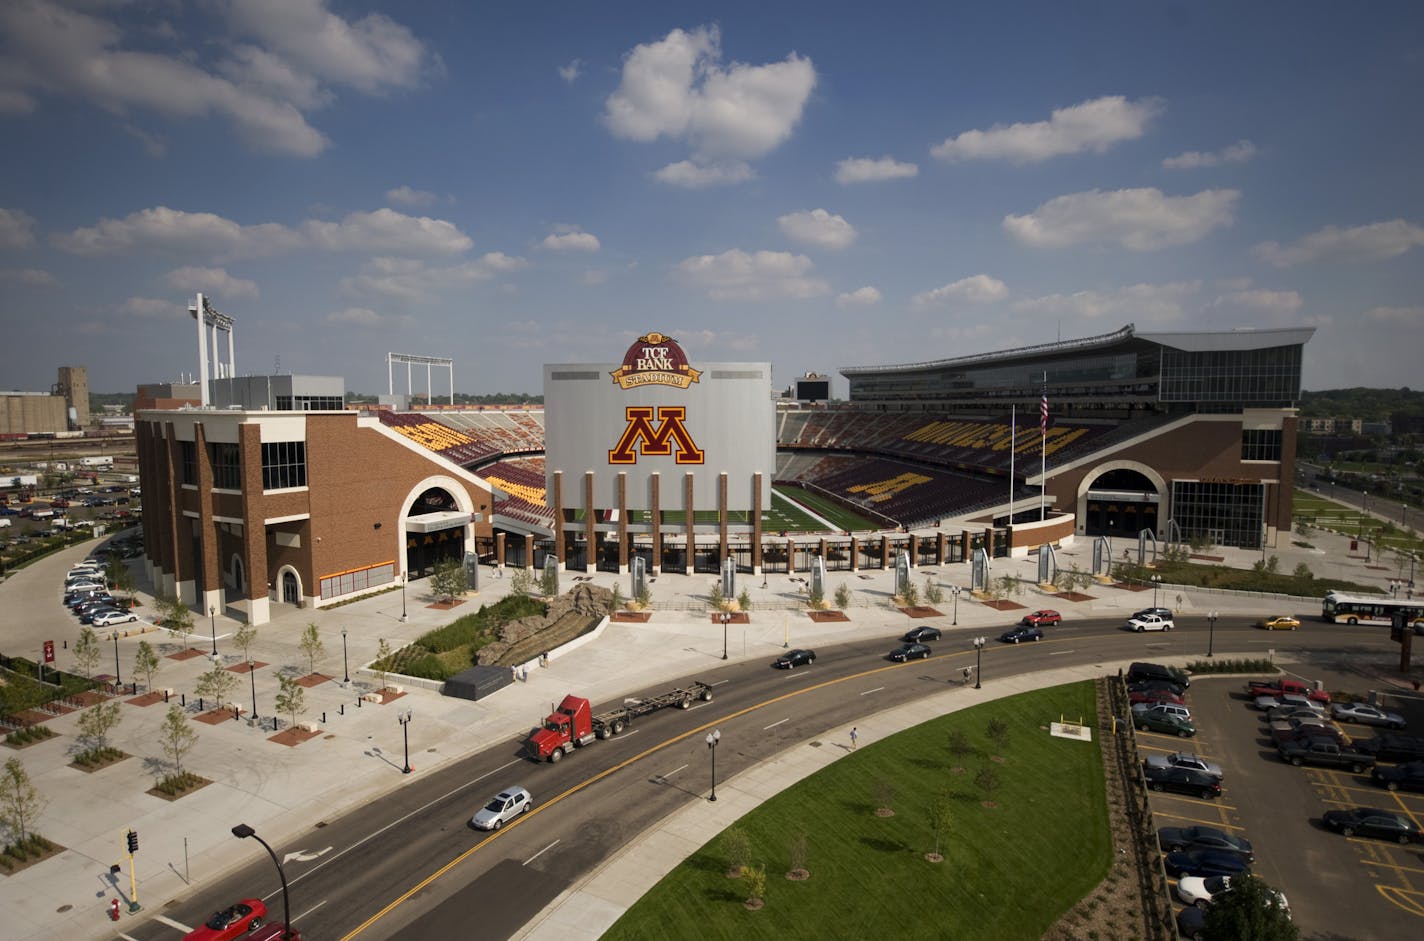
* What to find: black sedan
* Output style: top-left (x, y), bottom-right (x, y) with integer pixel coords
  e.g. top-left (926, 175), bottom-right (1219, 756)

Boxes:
top-left (1143, 765), bottom-right (1220, 799)
top-left (998, 625), bottom-right (1043, 644)
top-left (887, 643), bottom-right (931, 662)
top-left (1163, 848), bottom-right (1250, 878)
top-left (772, 649), bottom-right (816, 669)
top-left (1157, 825), bottom-right (1253, 860)
top-left (902, 625), bottom-right (942, 643)
top-left (1371, 761), bottom-right (1424, 794)
top-left (1323, 807), bottom-right (1422, 844)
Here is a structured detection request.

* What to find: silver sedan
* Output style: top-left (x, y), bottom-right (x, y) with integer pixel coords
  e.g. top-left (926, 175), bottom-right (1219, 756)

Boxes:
top-left (1331, 702), bottom-right (1406, 730)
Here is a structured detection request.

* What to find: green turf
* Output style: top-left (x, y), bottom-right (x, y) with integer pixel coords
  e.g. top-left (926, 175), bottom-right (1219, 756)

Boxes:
top-left (605, 682), bottom-right (1107, 941)
top-left (774, 484), bottom-right (881, 531)
top-left (1293, 489), bottom-right (1422, 559)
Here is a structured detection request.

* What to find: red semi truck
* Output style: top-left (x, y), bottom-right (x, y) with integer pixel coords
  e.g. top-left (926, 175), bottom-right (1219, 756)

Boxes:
top-left (525, 681), bottom-right (714, 762)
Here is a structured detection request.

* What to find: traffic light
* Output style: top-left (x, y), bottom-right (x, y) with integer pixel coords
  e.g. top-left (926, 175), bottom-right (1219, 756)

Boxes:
top-left (126, 830), bottom-right (138, 854)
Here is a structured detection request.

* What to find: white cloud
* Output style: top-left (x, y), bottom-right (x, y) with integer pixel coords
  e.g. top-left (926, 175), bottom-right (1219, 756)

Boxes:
top-left (911, 275), bottom-right (1009, 309)
top-left (604, 25), bottom-right (815, 162)
top-left (931, 95), bottom-right (1162, 164)
top-left (324, 306), bottom-right (412, 327)
top-left (52, 206), bottom-right (472, 258)
top-left (777, 209), bottom-right (856, 250)
top-left (652, 160), bottom-right (754, 187)
top-left (1012, 281), bottom-right (1201, 321)
top-left (674, 249), bottom-right (829, 301)
top-left (1363, 305), bottom-right (1423, 324)
top-left (836, 286), bottom-right (881, 307)
top-left (1253, 219), bottom-right (1424, 266)
top-left (0, 268), bottom-right (57, 288)
top-left (558, 59), bottom-right (583, 83)
top-left (1213, 288), bottom-right (1302, 315)
top-left (835, 156), bottom-right (919, 184)
top-left (340, 253), bottom-right (527, 302)
top-left (119, 297), bottom-right (187, 319)
top-left (385, 185), bottom-right (436, 207)
top-left (1162, 139), bottom-right (1256, 170)
top-left (540, 226), bottom-right (601, 252)
top-left (1003, 188), bottom-right (1238, 250)
top-left (164, 266), bottom-right (260, 300)
top-left (0, 0), bottom-right (436, 157)
top-left (0, 208), bottom-right (36, 249)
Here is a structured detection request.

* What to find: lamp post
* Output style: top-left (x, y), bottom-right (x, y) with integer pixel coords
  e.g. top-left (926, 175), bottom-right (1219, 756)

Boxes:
top-left (1207, 610), bottom-right (1218, 658)
top-left (1150, 574), bottom-right (1162, 609)
top-left (972, 636), bottom-right (985, 689)
top-left (112, 632), bottom-right (121, 686)
top-left (231, 825), bottom-right (294, 939)
top-left (248, 658), bottom-right (257, 722)
top-left (950, 585), bottom-right (961, 625)
top-left (400, 572), bottom-right (408, 622)
top-left (398, 709), bottom-right (413, 774)
top-left (208, 605), bottom-right (217, 656)
top-left (705, 728), bottom-right (721, 801)
top-left (341, 627), bottom-right (350, 684)
top-left (720, 611), bottom-right (730, 661)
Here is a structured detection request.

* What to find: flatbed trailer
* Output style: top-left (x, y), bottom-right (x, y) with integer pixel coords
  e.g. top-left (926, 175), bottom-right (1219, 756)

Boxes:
top-left (591, 681), bottom-right (714, 738)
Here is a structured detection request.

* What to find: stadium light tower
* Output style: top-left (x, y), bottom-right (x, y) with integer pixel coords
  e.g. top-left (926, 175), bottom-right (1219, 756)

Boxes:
top-left (189, 293), bottom-right (235, 408)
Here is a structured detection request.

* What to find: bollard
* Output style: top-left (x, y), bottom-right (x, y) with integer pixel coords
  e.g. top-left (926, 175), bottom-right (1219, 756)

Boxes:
top-left (197, 697), bottom-right (204, 711)
top-left (164, 690), bottom-right (170, 703)
top-left (321, 711), bottom-right (326, 723)
top-left (180, 693), bottom-right (185, 706)
top-left (356, 696), bottom-right (361, 708)
top-left (339, 703), bottom-right (344, 716)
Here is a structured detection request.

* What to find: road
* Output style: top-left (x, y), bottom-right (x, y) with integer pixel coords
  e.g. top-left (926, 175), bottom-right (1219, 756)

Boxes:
top-left (108, 614), bottom-right (1398, 941)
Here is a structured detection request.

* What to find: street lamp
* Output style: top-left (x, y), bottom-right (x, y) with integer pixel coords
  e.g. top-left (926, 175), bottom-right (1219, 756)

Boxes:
top-left (112, 632), bottom-right (121, 686)
top-left (950, 585), bottom-right (961, 626)
top-left (231, 824), bottom-right (294, 939)
top-left (1150, 574), bottom-right (1162, 609)
top-left (972, 636), bottom-right (985, 689)
top-left (705, 728), bottom-right (721, 801)
top-left (720, 611), bottom-right (730, 661)
top-left (1207, 611), bottom-right (1218, 658)
top-left (400, 572), bottom-right (408, 622)
top-left (341, 627), bottom-right (350, 684)
top-left (209, 605), bottom-right (217, 656)
top-left (398, 709), bottom-right (413, 774)
top-left (248, 658), bottom-right (257, 722)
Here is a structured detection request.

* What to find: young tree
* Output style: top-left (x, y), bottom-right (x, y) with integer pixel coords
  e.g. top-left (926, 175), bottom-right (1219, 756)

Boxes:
top-left (786, 831), bottom-right (809, 878)
top-left (986, 717), bottom-right (1010, 751)
top-left (155, 593), bottom-right (193, 639)
top-left (707, 579), bottom-right (726, 612)
top-left (231, 622), bottom-right (258, 663)
top-left (1203, 873), bottom-right (1299, 941)
top-left (75, 701), bottom-right (122, 756)
top-left (833, 582), bottom-right (851, 609)
top-left (899, 580), bottom-right (920, 606)
top-left (874, 779), bottom-right (896, 815)
top-left (509, 567), bottom-right (535, 597)
top-left (923, 576), bottom-right (944, 604)
top-left (274, 675), bottom-right (307, 731)
top-left (194, 664), bottom-right (238, 708)
top-left (429, 557), bottom-right (467, 604)
top-left (947, 728), bottom-right (972, 757)
top-left (743, 862), bottom-right (767, 907)
top-left (110, 566), bottom-right (137, 608)
top-left (608, 581), bottom-right (623, 613)
top-left (737, 587), bottom-right (752, 611)
top-left (72, 626), bottom-right (102, 680)
top-left (539, 563), bottom-right (559, 597)
top-left (132, 640), bottom-right (160, 692)
top-left (158, 705), bottom-right (198, 778)
top-left (721, 827), bottom-right (752, 878)
top-left (927, 789), bottom-right (953, 859)
top-left (635, 581), bottom-right (652, 609)
top-left (297, 623), bottom-right (325, 676)
top-left (974, 765), bottom-right (1000, 796)
top-left (0, 757), bottom-right (48, 845)
top-left (374, 638), bottom-right (393, 691)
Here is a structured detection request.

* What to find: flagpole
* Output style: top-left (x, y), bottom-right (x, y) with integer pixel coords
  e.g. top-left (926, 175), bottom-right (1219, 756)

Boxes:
top-left (1040, 372), bottom-right (1048, 521)
top-left (1008, 404), bottom-right (1015, 529)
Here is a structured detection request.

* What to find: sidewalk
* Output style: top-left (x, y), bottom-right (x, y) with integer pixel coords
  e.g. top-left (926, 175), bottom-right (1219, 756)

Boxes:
top-left (0, 517), bottom-right (1403, 941)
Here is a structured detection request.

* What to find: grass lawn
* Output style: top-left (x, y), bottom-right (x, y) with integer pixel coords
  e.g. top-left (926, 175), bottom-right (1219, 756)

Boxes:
top-left (605, 682), bottom-right (1107, 941)
top-left (1293, 489), bottom-right (1421, 562)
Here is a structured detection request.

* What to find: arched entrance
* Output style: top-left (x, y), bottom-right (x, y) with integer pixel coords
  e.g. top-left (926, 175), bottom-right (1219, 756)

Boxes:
top-left (1081, 465), bottom-right (1163, 538)
top-left (279, 568), bottom-right (302, 606)
top-left (403, 484), bottom-right (470, 578)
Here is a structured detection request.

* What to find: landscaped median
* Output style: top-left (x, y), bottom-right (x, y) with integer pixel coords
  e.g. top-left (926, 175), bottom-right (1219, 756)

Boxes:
top-left (604, 682), bottom-right (1112, 941)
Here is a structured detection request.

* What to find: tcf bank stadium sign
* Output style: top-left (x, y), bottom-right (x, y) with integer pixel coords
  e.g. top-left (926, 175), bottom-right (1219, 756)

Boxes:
top-left (608, 332), bottom-right (705, 465)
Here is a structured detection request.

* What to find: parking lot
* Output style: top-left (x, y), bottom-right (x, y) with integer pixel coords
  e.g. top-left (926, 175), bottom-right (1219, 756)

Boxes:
top-left (1135, 666), bottom-right (1424, 939)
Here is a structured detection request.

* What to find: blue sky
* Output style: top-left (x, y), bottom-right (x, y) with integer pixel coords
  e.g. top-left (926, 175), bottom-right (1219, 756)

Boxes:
top-left (1, 1), bottom-right (1421, 398)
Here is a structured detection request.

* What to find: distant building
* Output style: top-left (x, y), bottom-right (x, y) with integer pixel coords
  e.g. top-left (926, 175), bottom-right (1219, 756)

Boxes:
top-left (55, 366), bottom-right (89, 429)
top-left (135, 382), bottom-right (202, 412)
top-left (0, 391), bottom-right (68, 436)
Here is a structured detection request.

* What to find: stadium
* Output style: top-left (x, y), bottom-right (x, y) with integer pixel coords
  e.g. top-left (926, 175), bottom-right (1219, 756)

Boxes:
top-left (136, 308), bottom-right (1312, 627)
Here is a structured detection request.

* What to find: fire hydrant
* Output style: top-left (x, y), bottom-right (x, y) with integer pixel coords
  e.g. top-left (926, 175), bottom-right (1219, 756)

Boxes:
top-left (109, 898), bottom-right (121, 921)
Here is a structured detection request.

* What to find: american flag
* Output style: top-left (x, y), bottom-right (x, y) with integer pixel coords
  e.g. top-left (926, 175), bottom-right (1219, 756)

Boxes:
top-left (1039, 384), bottom-right (1049, 435)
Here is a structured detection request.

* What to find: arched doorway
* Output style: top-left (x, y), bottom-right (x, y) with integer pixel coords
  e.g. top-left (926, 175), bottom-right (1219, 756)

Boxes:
top-left (1082, 466), bottom-right (1161, 538)
top-left (404, 485), bottom-right (469, 578)
top-left (281, 569), bottom-right (301, 605)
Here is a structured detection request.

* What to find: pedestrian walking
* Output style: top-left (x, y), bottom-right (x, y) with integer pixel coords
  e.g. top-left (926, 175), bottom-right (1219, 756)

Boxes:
top-left (850, 726), bottom-right (858, 750)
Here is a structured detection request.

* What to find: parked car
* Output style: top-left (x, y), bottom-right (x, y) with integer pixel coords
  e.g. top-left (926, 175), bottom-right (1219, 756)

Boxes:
top-left (1128, 678), bottom-right (1188, 698)
top-left (1135, 711), bottom-right (1196, 738)
top-left (1127, 661), bottom-right (1190, 688)
top-left (1174, 904), bottom-right (1209, 940)
top-left (182, 898), bottom-right (267, 941)
top-left (1144, 765), bottom-right (1220, 799)
top-left (1267, 705), bottom-right (1328, 724)
top-left (1021, 609), bottom-right (1061, 627)
top-left (92, 609), bottom-right (139, 627)
top-left (1272, 726), bottom-right (1347, 749)
top-left (1145, 753), bottom-right (1223, 782)
top-left (1127, 614), bottom-right (1175, 632)
top-left (1163, 847), bottom-right (1249, 878)
top-left (887, 643), bottom-right (931, 662)
top-left (1176, 874), bottom-right (1287, 912)
top-left (80, 606), bottom-right (124, 624)
top-left (1132, 607), bottom-right (1174, 622)
top-left (1353, 733), bottom-right (1424, 763)
top-left (772, 649), bottom-right (816, 669)
top-left (998, 625), bottom-right (1043, 644)
top-left (1132, 702), bottom-right (1192, 722)
top-left (1269, 715), bottom-right (1336, 737)
top-left (63, 580), bottom-right (105, 595)
top-left (1371, 761), bottom-right (1424, 793)
top-left (1157, 825), bottom-right (1250, 858)
top-left (1129, 687), bottom-right (1185, 707)
top-left (1331, 702), bottom-right (1406, 729)
top-left (901, 625), bottom-right (941, 643)
top-left (470, 785), bottom-right (532, 831)
top-left (1257, 615), bottom-right (1301, 631)
top-left (1321, 807), bottom-right (1421, 844)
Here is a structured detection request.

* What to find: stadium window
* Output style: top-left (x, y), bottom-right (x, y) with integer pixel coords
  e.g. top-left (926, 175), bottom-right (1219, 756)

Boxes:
top-left (179, 440), bottom-right (197, 486)
top-left (261, 441), bottom-right (307, 490)
top-left (209, 442), bottom-right (242, 490)
top-left (1241, 429), bottom-right (1282, 462)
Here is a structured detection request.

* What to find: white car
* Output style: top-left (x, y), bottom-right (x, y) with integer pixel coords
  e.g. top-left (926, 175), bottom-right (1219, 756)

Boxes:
top-left (92, 609), bottom-right (138, 627)
top-left (1331, 702), bottom-right (1406, 729)
top-left (64, 580), bottom-right (106, 595)
top-left (1177, 874), bottom-right (1289, 911)
top-left (1127, 614), bottom-right (1174, 632)
top-left (471, 786), bottom-right (532, 831)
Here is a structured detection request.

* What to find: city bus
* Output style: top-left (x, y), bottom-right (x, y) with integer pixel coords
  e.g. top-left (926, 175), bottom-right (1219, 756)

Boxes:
top-left (1321, 591), bottom-right (1424, 629)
